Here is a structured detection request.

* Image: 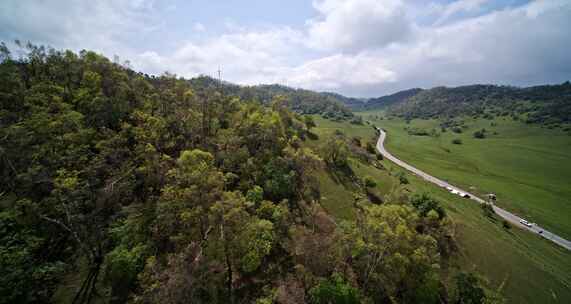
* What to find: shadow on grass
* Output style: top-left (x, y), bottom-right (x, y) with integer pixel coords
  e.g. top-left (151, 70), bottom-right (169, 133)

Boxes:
top-left (325, 163), bottom-right (358, 190)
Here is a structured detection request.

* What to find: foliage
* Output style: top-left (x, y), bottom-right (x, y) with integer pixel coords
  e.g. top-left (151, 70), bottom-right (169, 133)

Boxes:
top-left (396, 172), bottom-right (409, 184)
top-left (309, 273), bottom-right (360, 304)
top-left (320, 136), bottom-right (350, 168)
top-left (473, 129), bottom-right (486, 139)
top-left (481, 204), bottom-right (496, 219)
top-left (388, 83), bottom-right (571, 128)
top-left (343, 204), bottom-right (441, 302)
top-left (411, 194), bottom-right (446, 220)
top-left (363, 176), bottom-right (377, 188)
top-left (0, 43), bottom-right (505, 304)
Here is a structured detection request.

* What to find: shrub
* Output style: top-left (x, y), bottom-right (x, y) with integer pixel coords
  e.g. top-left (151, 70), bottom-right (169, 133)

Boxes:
top-left (365, 142), bottom-right (376, 154)
top-left (502, 220), bottom-right (511, 230)
top-left (451, 138), bottom-right (463, 145)
top-left (481, 203), bottom-right (495, 219)
top-left (473, 129), bottom-right (486, 139)
top-left (452, 127), bottom-right (463, 134)
top-left (364, 176), bottom-right (377, 188)
top-left (310, 273), bottom-right (360, 304)
top-left (350, 116), bottom-right (364, 125)
top-left (397, 172), bottom-right (409, 185)
top-left (351, 136), bottom-right (362, 147)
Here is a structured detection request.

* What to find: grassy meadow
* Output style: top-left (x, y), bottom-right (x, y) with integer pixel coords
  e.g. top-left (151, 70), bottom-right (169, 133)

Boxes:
top-left (359, 111), bottom-right (571, 241)
top-left (308, 115), bottom-right (571, 303)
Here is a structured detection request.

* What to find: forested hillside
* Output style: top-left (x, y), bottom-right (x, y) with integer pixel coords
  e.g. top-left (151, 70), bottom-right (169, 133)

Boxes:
top-left (351, 88), bottom-right (422, 111)
top-left (387, 83), bottom-right (571, 128)
top-left (185, 77), bottom-right (354, 120)
top-left (237, 84), bottom-right (355, 120)
top-left (0, 44), bottom-right (500, 304)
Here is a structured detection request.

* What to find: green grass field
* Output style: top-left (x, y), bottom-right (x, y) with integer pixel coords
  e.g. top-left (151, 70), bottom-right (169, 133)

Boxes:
top-left (308, 115), bottom-right (571, 303)
top-left (359, 111), bottom-right (571, 241)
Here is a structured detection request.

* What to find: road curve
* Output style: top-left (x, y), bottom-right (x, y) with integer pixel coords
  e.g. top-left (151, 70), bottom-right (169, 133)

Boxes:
top-left (376, 128), bottom-right (571, 251)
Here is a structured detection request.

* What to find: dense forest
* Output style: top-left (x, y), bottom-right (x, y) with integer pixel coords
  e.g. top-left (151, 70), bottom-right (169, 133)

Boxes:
top-left (185, 77), bottom-right (354, 121)
top-left (386, 84), bottom-right (571, 128)
top-left (0, 43), bottom-right (500, 304)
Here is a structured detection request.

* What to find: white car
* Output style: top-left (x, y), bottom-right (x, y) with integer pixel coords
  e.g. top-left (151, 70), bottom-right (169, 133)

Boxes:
top-left (519, 219), bottom-right (533, 228)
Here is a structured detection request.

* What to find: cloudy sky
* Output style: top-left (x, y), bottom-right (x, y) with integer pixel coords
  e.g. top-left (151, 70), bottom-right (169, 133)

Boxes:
top-left (1, 0), bottom-right (570, 97)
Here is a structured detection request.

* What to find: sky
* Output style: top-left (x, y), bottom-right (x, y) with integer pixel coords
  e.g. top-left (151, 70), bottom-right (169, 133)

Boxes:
top-left (1, 0), bottom-right (570, 97)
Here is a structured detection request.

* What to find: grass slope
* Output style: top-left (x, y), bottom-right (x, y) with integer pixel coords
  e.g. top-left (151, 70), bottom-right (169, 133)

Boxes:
top-left (308, 115), bottom-right (571, 303)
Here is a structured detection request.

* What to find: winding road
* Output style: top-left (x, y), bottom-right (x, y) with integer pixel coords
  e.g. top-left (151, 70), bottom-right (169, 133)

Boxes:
top-left (376, 128), bottom-right (571, 251)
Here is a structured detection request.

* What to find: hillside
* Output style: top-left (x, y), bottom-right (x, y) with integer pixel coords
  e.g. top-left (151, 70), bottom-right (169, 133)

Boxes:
top-left (309, 115), bottom-right (571, 304)
top-left (358, 88), bottom-right (423, 110)
top-left (0, 44), bottom-right (505, 304)
top-left (387, 83), bottom-right (571, 128)
top-left (171, 76), bottom-right (355, 120)
top-left (237, 84), bottom-right (354, 120)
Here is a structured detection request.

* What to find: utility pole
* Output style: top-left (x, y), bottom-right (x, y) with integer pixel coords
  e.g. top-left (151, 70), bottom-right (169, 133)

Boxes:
top-left (217, 66), bottom-right (223, 94)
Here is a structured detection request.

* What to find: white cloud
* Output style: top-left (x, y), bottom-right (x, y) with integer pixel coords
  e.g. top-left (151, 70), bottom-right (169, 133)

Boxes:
top-left (432, 0), bottom-right (489, 25)
top-left (134, 27), bottom-right (307, 85)
top-left (193, 22), bottom-right (206, 32)
top-left (286, 53), bottom-right (396, 90)
top-left (0, 0), bottom-right (162, 55)
top-left (307, 0), bottom-right (412, 52)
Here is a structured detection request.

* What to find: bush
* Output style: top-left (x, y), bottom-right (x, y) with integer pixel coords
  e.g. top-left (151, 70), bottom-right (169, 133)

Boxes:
top-left (452, 127), bottom-right (463, 134)
top-left (481, 203), bottom-right (495, 219)
top-left (406, 127), bottom-right (430, 136)
top-left (397, 172), bottom-right (409, 185)
top-left (502, 220), bottom-right (511, 230)
top-left (451, 138), bottom-right (463, 145)
top-left (351, 136), bottom-right (362, 147)
top-left (365, 142), bottom-right (376, 154)
top-left (364, 176), bottom-right (377, 188)
top-left (350, 116), bottom-right (364, 125)
top-left (310, 273), bottom-right (360, 304)
top-left (473, 129), bottom-right (486, 139)
top-left (411, 194), bottom-right (446, 219)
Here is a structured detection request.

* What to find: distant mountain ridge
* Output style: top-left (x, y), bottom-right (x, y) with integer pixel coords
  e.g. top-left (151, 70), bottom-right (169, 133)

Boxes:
top-left (387, 82), bottom-right (571, 127)
top-left (361, 88), bottom-right (423, 110)
top-left (188, 76), bottom-right (354, 120)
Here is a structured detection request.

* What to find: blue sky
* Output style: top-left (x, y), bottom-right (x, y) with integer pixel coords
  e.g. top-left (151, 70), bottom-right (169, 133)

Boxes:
top-left (1, 0), bottom-right (570, 97)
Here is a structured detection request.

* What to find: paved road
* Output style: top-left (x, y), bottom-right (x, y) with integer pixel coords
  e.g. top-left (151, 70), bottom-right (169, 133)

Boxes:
top-left (376, 128), bottom-right (571, 251)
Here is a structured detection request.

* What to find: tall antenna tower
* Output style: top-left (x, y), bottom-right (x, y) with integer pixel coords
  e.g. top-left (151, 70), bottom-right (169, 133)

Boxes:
top-left (217, 66), bottom-right (223, 95)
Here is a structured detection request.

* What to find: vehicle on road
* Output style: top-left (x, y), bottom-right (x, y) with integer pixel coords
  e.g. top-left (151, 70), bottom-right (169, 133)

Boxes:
top-left (520, 219), bottom-right (533, 228)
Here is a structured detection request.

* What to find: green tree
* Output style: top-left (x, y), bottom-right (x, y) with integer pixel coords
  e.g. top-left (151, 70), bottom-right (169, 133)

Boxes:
top-left (343, 204), bottom-right (440, 302)
top-left (310, 273), bottom-right (360, 304)
top-left (321, 136), bottom-right (349, 168)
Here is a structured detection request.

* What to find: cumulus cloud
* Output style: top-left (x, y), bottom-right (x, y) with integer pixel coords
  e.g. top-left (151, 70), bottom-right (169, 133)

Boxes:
top-left (307, 0), bottom-right (412, 52)
top-left (134, 27), bottom-right (307, 85)
top-left (286, 53), bottom-right (396, 90)
top-left (0, 0), bottom-right (162, 55)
